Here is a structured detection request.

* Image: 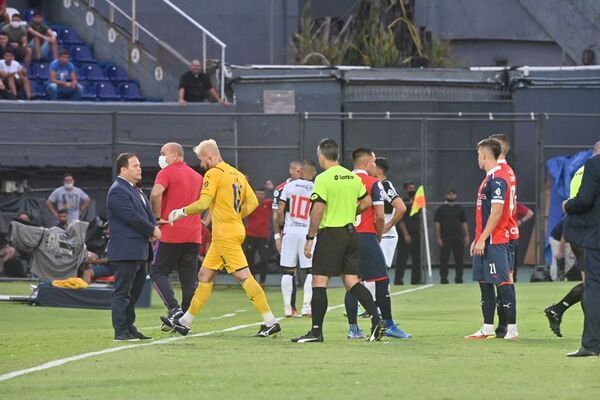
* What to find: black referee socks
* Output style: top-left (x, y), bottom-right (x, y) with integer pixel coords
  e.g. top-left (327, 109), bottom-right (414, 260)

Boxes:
top-left (311, 287), bottom-right (328, 336)
top-left (350, 283), bottom-right (381, 326)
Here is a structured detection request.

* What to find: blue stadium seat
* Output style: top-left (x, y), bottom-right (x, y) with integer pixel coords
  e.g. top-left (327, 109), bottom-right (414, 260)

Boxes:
top-left (81, 82), bottom-right (97, 101)
top-left (70, 45), bottom-right (95, 63)
top-left (95, 82), bottom-right (120, 101)
top-left (118, 82), bottom-right (145, 102)
top-left (58, 28), bottom-right (84, 45)
top-left (106, 65), bottom-right (130, 83)
top-left (36, 63), bottom-right (50, 81)
top-left (32, 81), bottom-right (47, 100)
top-left (80, 63), bottom-right (108, 82)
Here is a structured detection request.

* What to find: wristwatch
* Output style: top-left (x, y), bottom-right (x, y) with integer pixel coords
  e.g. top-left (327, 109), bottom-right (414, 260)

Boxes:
top-left (305, 234), bottom-right (315, 241)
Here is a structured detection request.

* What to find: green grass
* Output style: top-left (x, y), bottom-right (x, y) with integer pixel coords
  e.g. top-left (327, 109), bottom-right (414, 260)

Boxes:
top-left (0, 281), bottom-right (598, 400)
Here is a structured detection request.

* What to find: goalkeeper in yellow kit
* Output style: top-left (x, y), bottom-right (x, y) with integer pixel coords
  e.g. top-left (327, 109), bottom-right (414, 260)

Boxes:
top-left (167, 139), bottom-right (281, 337)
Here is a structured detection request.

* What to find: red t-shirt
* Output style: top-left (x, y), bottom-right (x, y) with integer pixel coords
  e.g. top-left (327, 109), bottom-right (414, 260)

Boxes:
top-left (354, 170), bottom-right (384, 234)
top-left (498, 160), bottom-right (519, 240)
top-left (246, 199), bottom-right (273, 238)
top-left (155, 161), bottom-right (203, 243)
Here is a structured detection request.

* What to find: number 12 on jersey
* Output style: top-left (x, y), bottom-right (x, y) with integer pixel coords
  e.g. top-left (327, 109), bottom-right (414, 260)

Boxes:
top-left (290, 195), bottom-right (310, 220)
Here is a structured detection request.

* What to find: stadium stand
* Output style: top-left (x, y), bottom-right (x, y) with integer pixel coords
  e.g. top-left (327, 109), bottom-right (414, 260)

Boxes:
top-left (3, 7), bottom-right (149, 101)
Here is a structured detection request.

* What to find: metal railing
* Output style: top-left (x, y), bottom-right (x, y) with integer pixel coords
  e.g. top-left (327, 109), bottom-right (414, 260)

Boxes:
top-left (82, 0), bottom-right (227, 99)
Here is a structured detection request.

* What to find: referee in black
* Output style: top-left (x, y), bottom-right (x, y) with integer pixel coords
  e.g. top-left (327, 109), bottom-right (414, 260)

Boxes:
top-left (291, 138), bottom-right (386, 343)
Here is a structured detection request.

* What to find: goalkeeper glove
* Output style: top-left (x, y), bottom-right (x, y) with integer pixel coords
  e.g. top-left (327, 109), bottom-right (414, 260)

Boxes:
top-left (168, 208), bottom-right (187, 223)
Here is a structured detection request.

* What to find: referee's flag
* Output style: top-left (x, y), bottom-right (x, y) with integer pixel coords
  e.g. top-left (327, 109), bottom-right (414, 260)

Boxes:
top-left (409, 185), bottom-right (426, 216)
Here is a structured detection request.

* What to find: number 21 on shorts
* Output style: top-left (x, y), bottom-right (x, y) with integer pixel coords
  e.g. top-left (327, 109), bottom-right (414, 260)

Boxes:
top-left (489, 262), bottom-right (496, 274)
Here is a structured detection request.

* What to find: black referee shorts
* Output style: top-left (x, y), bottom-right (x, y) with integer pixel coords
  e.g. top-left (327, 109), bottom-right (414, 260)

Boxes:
top-left (312, 225), bottom-right (360, 277)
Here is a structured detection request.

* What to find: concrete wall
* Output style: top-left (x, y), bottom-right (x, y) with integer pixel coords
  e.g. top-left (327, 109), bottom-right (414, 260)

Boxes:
top-left (415, 0), bottom-right (600, 66)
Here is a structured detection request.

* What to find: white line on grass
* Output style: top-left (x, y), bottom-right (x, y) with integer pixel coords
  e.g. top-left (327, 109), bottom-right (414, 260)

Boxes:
top-left (0, 284), bottom-right (433, 382)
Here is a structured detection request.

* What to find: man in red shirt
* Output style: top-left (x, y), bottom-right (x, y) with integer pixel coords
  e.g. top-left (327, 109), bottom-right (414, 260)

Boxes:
top-left (466, 139), bottom-right (518, 340)
top-left (489, 134), bottom-right (521, 338)
top-left (149, 142), bottom-right (203, 330)
top-left (344, 148), bottom-right (412, 339)
top-left (244, 187), bottom-right (272, 284)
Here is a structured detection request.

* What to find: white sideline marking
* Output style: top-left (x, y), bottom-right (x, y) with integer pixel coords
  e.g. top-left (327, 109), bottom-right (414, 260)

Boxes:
top-left (210, 313), bottom-right (237, 320)
top-left (0, 284), bottom-right (433, 382)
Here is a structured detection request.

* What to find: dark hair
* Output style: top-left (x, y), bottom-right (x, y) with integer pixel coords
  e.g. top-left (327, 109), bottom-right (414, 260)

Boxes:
top-left (63, 172), bottom-right (73, 179)
top-left (0, 32), bottom-right (9, 37)
top-left (3, 49), bottom-right (14, 56)
top-left (489, 133), bottom-right (510, 150)
top-left (351, 147), bottom-right (373, 162)
top-left (57, 209), bottom-right (68, 215)
top-left (255, 187), bottom-right (266, 192)
top-left (375, 157), bottom-right (389, 173)
top-left (477, 139), bottom-right (501, 160)
top-left (317, 138), bottom-right (339, 161)
top-left (17, 212), bottom-right (31, 220)
top-left (446, 188), bottom-right (457, 194)
top-left (32, 10), bottom-right (43, 17)
top-left (11, 13), bottom-right (21, 20)
top-left (59, 49), bottom-right (69, 57)
top-left (302, 159), bottom-right (317, 169)
top-left (116, 153), bottom-right (138, 173)
top-left (403, 181), bottom-right (415, 189)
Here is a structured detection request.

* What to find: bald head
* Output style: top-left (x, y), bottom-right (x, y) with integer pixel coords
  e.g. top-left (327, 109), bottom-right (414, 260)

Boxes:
top-left (194, 139), bottom-right (222, 170)
top-left (159, 142), bottom-right (184, 168)
top-left (593, 140), bottom-right (600, 156)
top-left (289, 160), bottom-right (302, 180)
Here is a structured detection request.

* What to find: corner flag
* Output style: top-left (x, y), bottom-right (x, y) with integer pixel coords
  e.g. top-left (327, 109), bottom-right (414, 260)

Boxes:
top-left (410, 185), bottom-right (426, 216)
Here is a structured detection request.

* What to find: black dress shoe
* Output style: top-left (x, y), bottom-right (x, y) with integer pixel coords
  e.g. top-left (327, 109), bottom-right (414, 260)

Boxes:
top-left (114, 333), bottom-right (138, 341)
top-left (130, 331), bottom-right (152, 340)
top-left (566, 348), bottom-right (599, 357)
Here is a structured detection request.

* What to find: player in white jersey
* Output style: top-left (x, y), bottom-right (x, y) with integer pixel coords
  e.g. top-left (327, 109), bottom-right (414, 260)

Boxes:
top-left (276, 160), bottom-right (317, 317)
top-left (373, 157), bottom-right (407, 268)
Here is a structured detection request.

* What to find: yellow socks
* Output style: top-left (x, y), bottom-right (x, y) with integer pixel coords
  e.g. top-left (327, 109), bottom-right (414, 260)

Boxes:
top-left (242, 276), bottom-right (277, 326)
top-left (180, 282), bottom-right (213, 326)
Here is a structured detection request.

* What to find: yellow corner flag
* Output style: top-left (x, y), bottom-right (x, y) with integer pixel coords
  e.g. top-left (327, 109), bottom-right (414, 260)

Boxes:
top-left (410, 185), bottom-right (426, 217)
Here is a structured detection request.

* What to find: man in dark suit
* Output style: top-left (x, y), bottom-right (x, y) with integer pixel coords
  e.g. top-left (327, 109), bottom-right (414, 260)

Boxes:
top-left (564, 141), bottom-right (600, 357)
top-left (107, 153), bottom-right (161, 341)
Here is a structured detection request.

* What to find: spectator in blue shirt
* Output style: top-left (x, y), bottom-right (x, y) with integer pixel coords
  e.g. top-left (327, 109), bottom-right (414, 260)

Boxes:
top-left (46, 49), bottom-right (82, 100)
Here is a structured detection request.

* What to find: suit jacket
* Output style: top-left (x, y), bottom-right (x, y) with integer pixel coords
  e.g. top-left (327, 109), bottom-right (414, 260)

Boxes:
top-left (106, 177), bottom-right (156, 261)
top-left (565, 154), bottom-right (600, 250)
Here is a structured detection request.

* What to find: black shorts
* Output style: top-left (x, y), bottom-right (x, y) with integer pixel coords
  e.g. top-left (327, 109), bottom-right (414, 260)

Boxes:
top-left (358, 233), bottom-right (388, 281)
top-left (472, 242), bottom-right (510, 285)
top-left (312, 226), bottom-right (360, 277)
top-left (152, 242), bottom-right (200, 275)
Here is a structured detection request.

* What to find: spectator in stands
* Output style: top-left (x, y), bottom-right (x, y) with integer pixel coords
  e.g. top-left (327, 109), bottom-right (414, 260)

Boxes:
top-left (27, 10), bottom-right (57, 61)
top-left (0, 32), bottom-right (10, 59)
top-left (0, 50), bottom-right (31, 99)
top-left (46, 173), bottom-right (91, 222)
top-left (0, 212), bottom-right (32, 277)
top-left (2, 13), bottom-right (31, 65)
top-left (178, 59), bottom-right (227, 106)
top-left (243, 187), bottom-right (272, 284)
top-left (46, 49), bottom-right (82, 100)
top-left (0, 0), bottom-right (9, 25)
top-left (0, 75), bottom-right (16, 99)
top-left (56, 209), bottom-right (69, 230)
top-left (82, 222), bottom-right (112, 284)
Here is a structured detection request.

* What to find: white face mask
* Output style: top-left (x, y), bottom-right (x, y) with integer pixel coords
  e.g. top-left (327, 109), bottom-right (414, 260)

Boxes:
top-left (158, 155), bottom-right (168, 169)
top-left (11, 21), bottom-right (20, 29)
top-left (64, 183), bottom-right (74, 190)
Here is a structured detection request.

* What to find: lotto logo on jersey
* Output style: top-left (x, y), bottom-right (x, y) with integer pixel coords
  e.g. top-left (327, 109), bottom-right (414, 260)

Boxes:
top-left (333, 174), bottom-right (354, 181)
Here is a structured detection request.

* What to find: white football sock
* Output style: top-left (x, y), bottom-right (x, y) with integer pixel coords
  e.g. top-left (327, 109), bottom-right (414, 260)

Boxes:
top-left (302, 273), bottom-right (313, 312)
top-left (281, 274), bottom-right (293, 313)
top-left (363, 280), bottom-right (376, 301)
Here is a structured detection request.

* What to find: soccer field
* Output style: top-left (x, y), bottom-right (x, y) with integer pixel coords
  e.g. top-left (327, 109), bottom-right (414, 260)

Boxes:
top-left (0, 281), bottom-right (597, 400)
